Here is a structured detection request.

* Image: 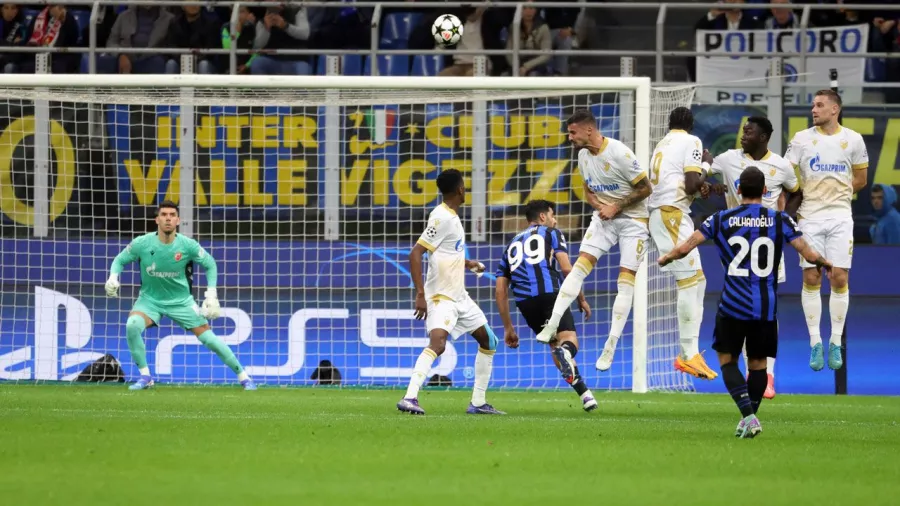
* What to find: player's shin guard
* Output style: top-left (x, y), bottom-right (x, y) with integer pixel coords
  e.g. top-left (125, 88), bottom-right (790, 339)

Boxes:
top-left (546, 258), bottom-right (592, 331)
top-left (559, 341), bottom-right (589, 397)
top-left (829, 285), bottom-right (849, 346)
top-left (801, 283), bottom-right (823, 346)
top-left (608, 273), bottom-right (635, 343)
top-left (404, 348), bottom-right (437, 400)
top-left (721, 362), bottom-right (754, 418)
top-left (125, 314), bottom-right (149, 373)
top-left (471, 348), bottom-right (495, 407)
top-left (197, 330), bottom-right (244, 375)
top-left (747, 369), bottom-right (767, 414)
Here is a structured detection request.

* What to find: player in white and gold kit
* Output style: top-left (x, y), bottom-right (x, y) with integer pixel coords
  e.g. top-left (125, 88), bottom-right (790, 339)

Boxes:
top-left (536, 110), bottom-right (652, 375)
top-left (784, 90), bottom-right (868, 372)
top-left (647, 107), bottom-right (718, 380)
top-left (397, 169), bottom-right (506, 415)
top-left (706, 116), bottom-right (801, 398)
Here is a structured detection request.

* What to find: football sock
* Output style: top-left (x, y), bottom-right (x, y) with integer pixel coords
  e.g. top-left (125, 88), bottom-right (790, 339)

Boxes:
top-left (125, 314), bottom-right (148, 371)
top-left (747, 369), bottom-right (768, 414)
top-left (721, 362), bottom-right (754, 418)
top-left (546, 257), bottom-right (592, 331)
top-left (559, 342), bottom-right (589, 396)
top-left (404, 348), bottom-right (437, 399)
top-left (829, 286), bottom-right (849, 346)
top-left (691, 275), bottom-right (707, 348)
top-left (801, 283), bottom-right (822, 346)
top-left (471, 348), bottom-right (495, 407)
top-left (197, 330), bottom-right (244, 375)
top-left (767, 357), bottom-right (775, 376)
top-left (676, 277), bottom-right (702, 359)
top-left (609, 273), bottom-right (635, 341)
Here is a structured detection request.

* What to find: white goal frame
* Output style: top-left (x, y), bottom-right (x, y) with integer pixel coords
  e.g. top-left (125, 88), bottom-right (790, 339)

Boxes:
top-left (0, 73), bottom-right (654, 392)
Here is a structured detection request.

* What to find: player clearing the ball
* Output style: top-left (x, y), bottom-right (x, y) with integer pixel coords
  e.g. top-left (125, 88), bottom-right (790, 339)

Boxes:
top-left (659, 166), bottom-right (832, 438)
top-left (646, 107), bottom-right (718, 381)
top-left (104, 200), bottom-right (256, 391)
top-left (495, 200), bottom-right (598, 412)
top-left (705, 116), bottom-right (801, 398)
top-left (397, 169), bottom-right (505, 415)
top-left (536, 110), bottom-right (652, 377)
top-left (784, 89), bottom-right (868, 372)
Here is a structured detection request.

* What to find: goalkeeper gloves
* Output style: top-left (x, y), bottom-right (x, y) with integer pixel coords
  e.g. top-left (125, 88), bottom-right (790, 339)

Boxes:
top-left (201, 288), bottom-right (221, 319)
top-left (105, 274), bottom-right (120, 297)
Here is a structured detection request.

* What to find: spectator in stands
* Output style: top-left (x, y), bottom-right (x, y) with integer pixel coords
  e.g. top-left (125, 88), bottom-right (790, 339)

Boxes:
top-left (0, 3), bottom-right (27, 73)
top-left (77, 5), bottom-right (117, 53)
top-left (689, 0), bottom-right (763, 81)
top-left (250, 5), bottom-right (313, 75)
top-left (221, 6), bottom-right (257, 74)
top-left (308, 2), bottom-right (371, 51)
top-left (166, 3), bottom-right (220, 74)
top-left (543, 1), bottom-right (580, 75)
top-left (765, 0), bottom-right (800, 29)
top-left (870, 184), bottom-right (900, 245)
top-left (22, 5), bottom-right (80, 73)
top-left (106, 6), bottom-right (174, 74)
top-left (430, 7), bottom-right (507, 76)
top-left (506, 2), bottom-right (551, 76)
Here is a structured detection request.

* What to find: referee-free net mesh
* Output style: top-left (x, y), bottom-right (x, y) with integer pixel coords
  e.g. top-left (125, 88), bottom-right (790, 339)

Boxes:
top-left (0, 79), bottom-right (695, 392)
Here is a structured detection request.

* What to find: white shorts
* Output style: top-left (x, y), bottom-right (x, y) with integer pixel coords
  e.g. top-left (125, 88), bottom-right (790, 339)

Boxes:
top-left (649, 206), bottom-right (702, 275)
top-left (426, 294), bottom-right (488, 339)
top-left (798, 217), bottom-right (853, 270)
top-left (579, 215), bottom-right (649, 271)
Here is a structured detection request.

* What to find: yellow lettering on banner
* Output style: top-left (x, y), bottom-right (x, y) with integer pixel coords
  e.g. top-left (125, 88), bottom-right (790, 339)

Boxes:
top-left (490, 115), bottom-right (526, 149)
top-left (283, 116), bottom-right (317, 149)
top-left (341, 160), bottom-right (369, 206)
top-left (220, 116), bottom-right (249, 148)
top-left (843, 118), bottom-right (874, 136)
top-left (157, 116), bottom-right (174, 149)
top-left (457, 115), bottom-right (473, 149)
top-left (372, 159), bottom-right (390, 205)
top-left (163, 161), bottom-right (209, 206)
top-left (787, 117), bottom-right (809, 140)
top-left (124, 159), bottom-right (167, 206)
top-left (525, 160), bottom-right (568, 204)
top-left (571, 163), bottom-right (585, 201)
top-left (875, 118), bottom-right (900, 186)
top-left (425, 116), bottom-right (455, 148)
top-left (242, 159), bottom-right (273, 205)
top-left (208, 159), bottom-right (239, 205)
top-left (251, 116), bottom-right (279, 148)
top-left (277, 159), bottom-right (307, 205)
top-left (529, 115), bottom-right (565, 148)
top-left (0, 117), bottom-right (76, 226)
top-left (394, 159), bottom-right (437, 206)
top-left (196, 115), bottom-right (217, 149)
top-left (487, 160), bottom-right (520, 206)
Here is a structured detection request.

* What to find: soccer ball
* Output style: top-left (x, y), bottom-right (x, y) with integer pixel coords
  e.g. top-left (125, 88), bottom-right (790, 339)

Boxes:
top-left (432, 14), bottom-right (463, 47)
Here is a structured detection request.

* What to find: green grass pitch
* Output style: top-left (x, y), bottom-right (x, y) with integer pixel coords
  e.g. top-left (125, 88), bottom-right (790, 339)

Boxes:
top-left (2, 384), bottom-right (899, 505)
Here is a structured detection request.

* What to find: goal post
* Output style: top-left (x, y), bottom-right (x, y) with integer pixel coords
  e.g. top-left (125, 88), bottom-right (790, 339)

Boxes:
top-left (0, 73), bottom-right (694, 392)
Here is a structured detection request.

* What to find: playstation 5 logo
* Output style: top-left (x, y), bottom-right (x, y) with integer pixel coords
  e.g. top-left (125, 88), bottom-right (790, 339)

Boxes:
top-left (0, 287), bottom-right (105, 380)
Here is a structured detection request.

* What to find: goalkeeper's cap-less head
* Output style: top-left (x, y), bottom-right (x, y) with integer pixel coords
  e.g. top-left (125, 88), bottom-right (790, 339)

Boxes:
top-left (437, 169), bottom-right (464, 197)
top-left (668, 106), bottom-right (694, 133)
top-left (738, 166), bottom-right (766, 200)
top-left (158, 200), bottom-right (179, 216)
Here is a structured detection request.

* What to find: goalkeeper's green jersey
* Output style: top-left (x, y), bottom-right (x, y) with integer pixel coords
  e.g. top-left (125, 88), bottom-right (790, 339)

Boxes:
top-left (110, 232), bottom-right (217, 304)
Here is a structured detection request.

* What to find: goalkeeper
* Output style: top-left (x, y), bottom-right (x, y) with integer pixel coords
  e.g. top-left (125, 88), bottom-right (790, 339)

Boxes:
top-left (105, 200), bottom-right (256, 391)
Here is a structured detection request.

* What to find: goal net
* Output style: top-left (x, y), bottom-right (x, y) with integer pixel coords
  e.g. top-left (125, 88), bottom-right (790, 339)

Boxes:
top-left (0, 75), bottom-right (695, 392)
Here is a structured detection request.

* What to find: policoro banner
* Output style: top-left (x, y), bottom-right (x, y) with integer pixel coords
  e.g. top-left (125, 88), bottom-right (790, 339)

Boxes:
top-left (695, 23), bottom-right (870, 105)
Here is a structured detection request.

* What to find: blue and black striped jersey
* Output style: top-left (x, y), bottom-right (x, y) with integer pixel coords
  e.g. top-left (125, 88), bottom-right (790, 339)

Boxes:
top-left (496, 225), bottom-right (568, 302)
top-left (700, 204), bottom-right (802, 321)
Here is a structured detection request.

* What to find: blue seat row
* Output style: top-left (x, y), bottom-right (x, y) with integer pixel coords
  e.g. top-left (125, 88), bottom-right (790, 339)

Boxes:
top-left (315, 54), bottom-right (445, 77)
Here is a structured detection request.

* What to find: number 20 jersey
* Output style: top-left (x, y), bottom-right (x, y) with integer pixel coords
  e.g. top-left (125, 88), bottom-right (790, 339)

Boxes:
top-left (700, 204), bottom-right (802, 321)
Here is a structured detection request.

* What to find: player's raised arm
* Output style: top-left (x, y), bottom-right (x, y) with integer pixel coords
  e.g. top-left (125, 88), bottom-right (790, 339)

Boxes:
top-left (105, 240), bottom-right (141, 297)
top-left (190, 242), bottom-right (221, 319)
top-left (610, 148), bottom-right (652, 217)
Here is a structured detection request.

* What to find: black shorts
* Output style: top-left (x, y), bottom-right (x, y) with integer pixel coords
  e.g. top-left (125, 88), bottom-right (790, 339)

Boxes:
top-left (516, 293), bottom-right (576, 336)
top-left (712, 313), bottom-right (778, 359)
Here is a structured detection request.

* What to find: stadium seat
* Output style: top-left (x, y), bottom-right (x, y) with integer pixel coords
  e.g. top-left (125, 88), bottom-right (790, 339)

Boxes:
top-left (316, 55), bottom-right (363, 76)
top-left (380, 12), bottom-right (422, 49)
top-left (363, 55), bottom-right (409, 76)
top-left (411, 55), bottom-right (445, 77)
top-left (69, 10), bottom-right (90, 46)
top-left (81, 53), bottom-right (118, 74)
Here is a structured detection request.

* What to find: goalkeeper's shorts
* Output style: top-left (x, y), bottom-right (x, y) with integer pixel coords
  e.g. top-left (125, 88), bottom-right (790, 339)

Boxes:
top-left (132, 296), bottom-right (208, 331)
